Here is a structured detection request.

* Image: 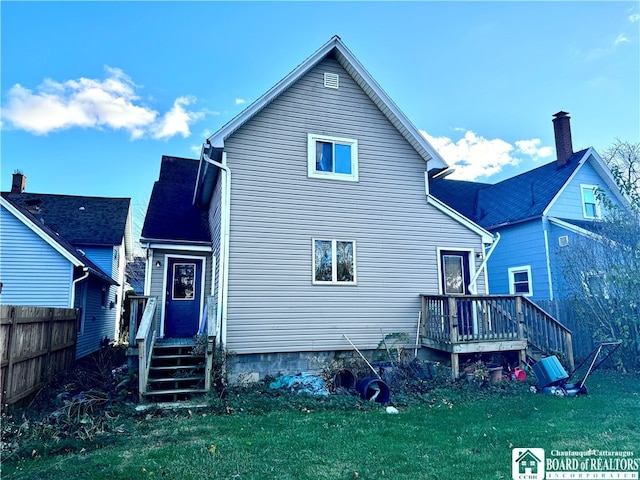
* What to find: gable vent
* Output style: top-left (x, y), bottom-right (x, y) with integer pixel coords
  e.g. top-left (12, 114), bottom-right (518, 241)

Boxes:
top-left (324, 72), bottom-right (339, 89)
top-left (558, 235), bottom-right (569, 247)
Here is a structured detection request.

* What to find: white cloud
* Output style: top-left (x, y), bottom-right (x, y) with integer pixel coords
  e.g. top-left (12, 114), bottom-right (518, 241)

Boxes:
top-left (151, 96), bottom-right (204, 140)
top-left (421, 130), bottom-right (552, 181)
top-left (514, 139), bottom-right (553, 158)
top-left (235, 98), bottom-right (246, 105)
top-left (1, 67), bottom-right (206, 139)
top-left (630, 13), bottom-right (640, 23)
top-left (614, 33), bottom-right (629, 45)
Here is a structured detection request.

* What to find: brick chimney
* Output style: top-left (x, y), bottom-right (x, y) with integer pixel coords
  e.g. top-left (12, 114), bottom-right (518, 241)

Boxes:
top-left (552, 111), bottom-right (573, 167)
top-left (11, 171), bottom-right (26, 193)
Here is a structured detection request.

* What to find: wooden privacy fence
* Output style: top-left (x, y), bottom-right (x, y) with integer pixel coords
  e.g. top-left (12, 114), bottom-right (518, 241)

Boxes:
top-left (1, 305), bottom-right (78, 409)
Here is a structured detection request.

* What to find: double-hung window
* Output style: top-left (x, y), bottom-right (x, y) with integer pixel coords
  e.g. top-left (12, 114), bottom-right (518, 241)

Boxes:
top-left (308, 134), bottom-right (358, 181)
top-left (313, 239), bottom-right (356, 284)
top-left (508, 266), bottom-right (532, 296)
top-left (581, 184), bottom-right (601, 219)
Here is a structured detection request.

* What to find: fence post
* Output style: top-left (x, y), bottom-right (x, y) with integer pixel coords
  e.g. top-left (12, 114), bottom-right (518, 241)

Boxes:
top-left (565, 332), bottom-right (575, 371)
top-left (43, 308), bottom-right (55, 384)
top-left (2, 307), bottom-right (18, 406)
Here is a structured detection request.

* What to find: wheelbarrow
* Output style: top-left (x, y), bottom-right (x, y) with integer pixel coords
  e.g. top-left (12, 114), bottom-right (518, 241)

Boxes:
top-left (530, 341), bottom-right (622, 396)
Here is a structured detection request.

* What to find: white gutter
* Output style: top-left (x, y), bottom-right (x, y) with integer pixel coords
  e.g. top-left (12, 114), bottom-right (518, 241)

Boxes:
top-left (202, 149), bottom-right (231, 349)
top-left (71, 267), bottom-right (90, 308)
top-left (468, 233), bottom-right (500, 294)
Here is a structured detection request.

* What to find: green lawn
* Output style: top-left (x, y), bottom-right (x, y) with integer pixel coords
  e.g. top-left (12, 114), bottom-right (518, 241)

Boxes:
top-left (2, 371), bottom-right (638, 480)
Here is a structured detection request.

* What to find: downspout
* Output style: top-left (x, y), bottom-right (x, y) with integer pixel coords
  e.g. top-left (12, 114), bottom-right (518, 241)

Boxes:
top-left (468, 232), bottom-right (500, 294)
top-left (202, 149), bottom-right (231, 350)
top-left (543, 217), bottom-right (554, 301)
top-left (71, 267), bottom-right (90, 308)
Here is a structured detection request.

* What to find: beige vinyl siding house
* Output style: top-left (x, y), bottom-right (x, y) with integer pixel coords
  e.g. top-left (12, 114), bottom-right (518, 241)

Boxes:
top-left (221, 56), bottom-right (488, 356)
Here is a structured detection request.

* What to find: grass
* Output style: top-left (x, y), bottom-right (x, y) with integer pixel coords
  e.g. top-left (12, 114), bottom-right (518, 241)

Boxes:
top-left (1, 371), bottom-right (638, 480)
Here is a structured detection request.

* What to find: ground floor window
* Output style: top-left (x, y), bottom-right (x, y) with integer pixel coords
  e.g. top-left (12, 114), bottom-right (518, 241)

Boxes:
top-left (313, 239), bottom-right (355, 284)
top-left (508, 265), bottom-right (532, 296)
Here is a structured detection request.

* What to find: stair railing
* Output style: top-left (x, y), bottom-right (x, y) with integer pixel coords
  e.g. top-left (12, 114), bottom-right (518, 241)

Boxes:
top-left (135, 297), bottom-right (157, 401)
top-left (520, 297), bottom-right (574, 370)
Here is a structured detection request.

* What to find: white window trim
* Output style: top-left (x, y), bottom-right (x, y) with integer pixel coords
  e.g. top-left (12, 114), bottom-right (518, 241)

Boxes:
top-left (307, 133), bottom-right (359, 182)
top-left (508, 265), bottom-right (533, 297)
top-left (312, 238), bottom-right (357, 285)
top-left (580, 184), bottom-right (601, 219)
top-left (581, 270), bottom-right (610, 299)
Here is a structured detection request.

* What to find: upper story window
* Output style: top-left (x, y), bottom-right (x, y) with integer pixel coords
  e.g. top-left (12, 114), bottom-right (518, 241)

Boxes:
top-left (313, 239), bottom-right (356, 284)
top-left (581, 184), bottom-right (601, 219)
top-left (508, 265), bottom-right (532, 297)
top-left (307, 134), bottom-right (358, 182)
top-left (582, 271), bottom-right (609, 299)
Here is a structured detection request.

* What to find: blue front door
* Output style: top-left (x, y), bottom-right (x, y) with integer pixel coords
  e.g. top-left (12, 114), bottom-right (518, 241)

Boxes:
top-left (165, 257), bottom-right (203, 337)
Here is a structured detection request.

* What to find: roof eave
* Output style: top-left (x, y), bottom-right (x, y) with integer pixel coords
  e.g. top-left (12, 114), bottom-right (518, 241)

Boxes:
top-left (206, 36), bottom-right (449, 171)
top-left (427, 195), bottom-right (494, 243)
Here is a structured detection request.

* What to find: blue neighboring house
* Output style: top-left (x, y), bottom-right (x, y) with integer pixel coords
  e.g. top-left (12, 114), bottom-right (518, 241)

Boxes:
top-left (1, 173), bottom-right (133, 358)
top-left (431, 112), bottom-right (630, 303)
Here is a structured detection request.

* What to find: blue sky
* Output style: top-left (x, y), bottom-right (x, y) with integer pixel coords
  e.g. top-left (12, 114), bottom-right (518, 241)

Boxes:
top-left (2, 2), bottom-right (639, 234)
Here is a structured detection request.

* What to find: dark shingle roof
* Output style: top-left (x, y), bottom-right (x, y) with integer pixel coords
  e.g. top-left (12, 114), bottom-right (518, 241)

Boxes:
top-left (142, 156), bottom-right (210, 243)
top-left (429, 178), bottom-right (490, 220)
top-left (1, 192), bottom-right (130, 246)
top-left (1, 194), bottom-right (117, 285)
top-left (431, 150), bottom-right (588, 229)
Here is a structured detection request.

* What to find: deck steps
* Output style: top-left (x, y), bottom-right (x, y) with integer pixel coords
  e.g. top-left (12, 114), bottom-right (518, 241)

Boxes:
top-left (142, 341), bottom-right (207, 403)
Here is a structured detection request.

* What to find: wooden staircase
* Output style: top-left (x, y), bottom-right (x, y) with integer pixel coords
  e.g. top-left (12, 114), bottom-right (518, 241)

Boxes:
top-left (420, 294), bottom-right (574, 377)
top-left (142, 339), bottom-right (207, 403)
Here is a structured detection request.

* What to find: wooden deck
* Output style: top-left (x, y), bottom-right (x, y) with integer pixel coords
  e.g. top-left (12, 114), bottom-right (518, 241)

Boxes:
top-left (420, 294), bottom-right (573, 377)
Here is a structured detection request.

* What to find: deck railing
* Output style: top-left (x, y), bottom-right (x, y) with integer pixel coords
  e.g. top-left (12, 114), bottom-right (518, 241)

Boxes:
top-left (134, 297), bottom-right (158, 401)
top-left (421, 294), bottom-right (573, 369)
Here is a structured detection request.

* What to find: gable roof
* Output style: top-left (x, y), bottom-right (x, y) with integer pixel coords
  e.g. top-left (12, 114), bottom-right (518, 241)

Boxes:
top-left (199, 36), bottom-right (447, 186)
top-left (431, 149), bottom-right (588, 229)
top-left (1, 191), bottom-right (131, 248)
top-left (142, 156), bottom-right (211, 244)
top-left (0, 195), bottom-right (117, 285)
top-left (516, 450), bottom-right (541, 463)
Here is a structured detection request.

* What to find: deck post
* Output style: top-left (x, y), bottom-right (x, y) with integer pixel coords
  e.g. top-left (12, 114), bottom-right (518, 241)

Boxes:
top-left (448, 297), bottom-right (459, 378)
top-left (420, 295), bottom-right (426, 337)
top-left (516, 297), bottom-right (525, 340)
top-left (448, 297), bottom-right (458, 343)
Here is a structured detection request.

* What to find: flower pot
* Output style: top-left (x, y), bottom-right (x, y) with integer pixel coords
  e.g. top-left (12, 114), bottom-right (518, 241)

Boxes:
top-left (488, 366), bottom-right (503, 383)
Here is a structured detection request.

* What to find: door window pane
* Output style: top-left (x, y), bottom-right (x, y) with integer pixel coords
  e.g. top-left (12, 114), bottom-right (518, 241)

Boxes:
top-left (443, 255), bottom-right (464, 294)
top-left (173, 263), bottom-right (195, 300)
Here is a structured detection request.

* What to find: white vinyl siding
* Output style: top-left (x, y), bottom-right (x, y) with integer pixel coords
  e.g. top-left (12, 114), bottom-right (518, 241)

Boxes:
top-left (219, 57), bottom-right (487, 354)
